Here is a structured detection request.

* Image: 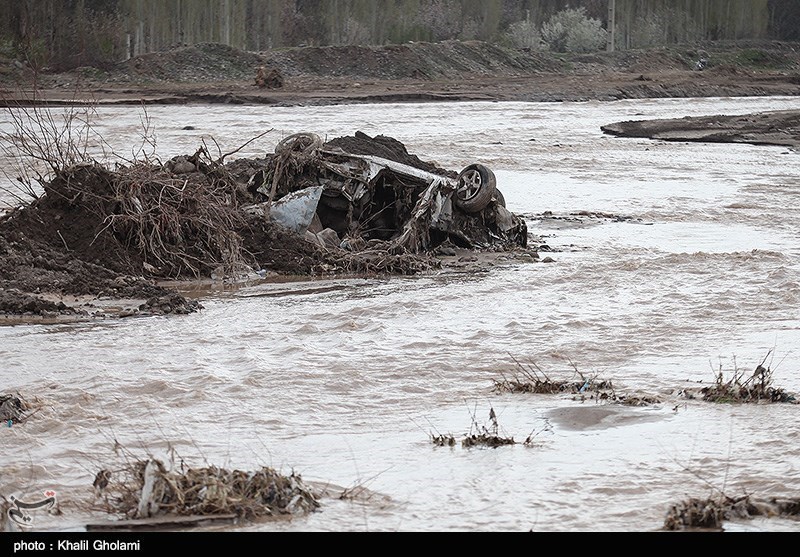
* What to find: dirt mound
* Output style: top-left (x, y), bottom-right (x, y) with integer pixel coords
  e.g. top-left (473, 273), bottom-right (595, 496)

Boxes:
top-left (104, 40), bottom-right (570, 85)
top-left (572, 49), bottom-right (691, 74)
top-left (8, 39), bottom-right (800, 106)
top-left (121, 43), bottom-right (265, 82)
top-left (106, 39), bottom-right (800, 86)
top-left (324, 132), bottom-right (455, 177)
top-left (262, 40), bottom-right (567, 80)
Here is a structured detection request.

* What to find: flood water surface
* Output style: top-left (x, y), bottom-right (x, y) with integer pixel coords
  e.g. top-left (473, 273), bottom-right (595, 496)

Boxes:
top-left (1, 96), bottom-right (799, 532)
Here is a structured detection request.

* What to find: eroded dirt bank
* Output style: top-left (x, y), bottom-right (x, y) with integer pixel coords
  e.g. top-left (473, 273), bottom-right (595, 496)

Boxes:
top-left (602, 109), bottom-right (800, 147)
top-left (2, 40), bottom-right (800, 107)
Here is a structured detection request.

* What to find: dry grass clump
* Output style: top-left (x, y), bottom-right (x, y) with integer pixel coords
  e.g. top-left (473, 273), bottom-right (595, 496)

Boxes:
top-left (0, 498), bottom-right (8, 531)
top-left (430, 433), bottom-right (456, 447)
top-left (698, 357), bottom-right (797, 404)
top-left (428, 406), bottom-right (534, 449)
top-left (97, 458), bottom-right (319, 521)
top-left (462, 406), bottom-right (517, 449)
top-left (428, 406), bottom-right (541, 449)
top-left (493, 358), bottom-right (613, 396)
top-left (492, 351), bottom-right (799, 409)
top-left (461, 433), bottom-right (517, 449)
top-left (664, 494), bottom-right (800, 531)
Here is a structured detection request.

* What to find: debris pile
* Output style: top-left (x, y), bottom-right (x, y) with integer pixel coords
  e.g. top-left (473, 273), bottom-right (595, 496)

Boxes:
top-left (0, 130), bottom-right (530, 318)
top-left (245, 131), bottom-right (528, 254)
top-left (664, 495), bottom-right (800, 531)
top-left (0, 394), bottom-right (31, 425)
top-left (461, 433), bottom-right (517, 449)
top-left (697, 364), bottom-right (797, 404)
top-left (493, 355), bottom-right (796, 408)
top-left (430, 407), bottom-right (525, 450)
top-left (492, 360), bottom-right (613, 396)
top-left (98, 459), bottom-right (319, 521)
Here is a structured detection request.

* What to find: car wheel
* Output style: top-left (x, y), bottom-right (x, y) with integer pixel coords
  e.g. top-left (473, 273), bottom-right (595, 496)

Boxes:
top-left (455, 164), bottom-right (497, 213)
top-left (493, 189), bottom-right (506, 208)
top-left (275, 133), bottom-right (322, 155)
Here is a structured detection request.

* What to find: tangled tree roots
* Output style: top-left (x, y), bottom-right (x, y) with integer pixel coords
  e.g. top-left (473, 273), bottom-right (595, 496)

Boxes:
top-left (99, 459), bottom-right (319, 521)
top-left (42, 154), bottom-right (252, 280)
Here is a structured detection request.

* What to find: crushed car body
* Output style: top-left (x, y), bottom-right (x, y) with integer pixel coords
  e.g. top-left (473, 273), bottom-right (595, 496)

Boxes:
top-left (242, 132), bottom-right (528, 254)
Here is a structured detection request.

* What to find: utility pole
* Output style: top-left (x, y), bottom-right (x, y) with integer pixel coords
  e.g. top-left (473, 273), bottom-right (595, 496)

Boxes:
top-left (607, 0), bottom-right (616, 52)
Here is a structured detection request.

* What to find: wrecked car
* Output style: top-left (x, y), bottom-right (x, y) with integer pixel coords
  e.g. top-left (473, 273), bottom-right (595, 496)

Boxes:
top-left (244, 132), bottom-right (528, 253)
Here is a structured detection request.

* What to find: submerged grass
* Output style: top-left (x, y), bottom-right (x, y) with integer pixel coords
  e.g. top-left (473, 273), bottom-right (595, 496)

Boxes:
top-left (495, 351), bottom-right (798, 408)
top-left (429, 404), bottom-right (551, 449)
top-left (699, 359), bottom-right (796, 404)
top-left (492, 357), bottom-right (613, 396)
top-left (664, 494), bottom-right (800, 531)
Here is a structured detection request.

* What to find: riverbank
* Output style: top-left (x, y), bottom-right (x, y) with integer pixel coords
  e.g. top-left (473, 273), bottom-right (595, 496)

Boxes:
top-left (2, 39), bottom-right (800, 107)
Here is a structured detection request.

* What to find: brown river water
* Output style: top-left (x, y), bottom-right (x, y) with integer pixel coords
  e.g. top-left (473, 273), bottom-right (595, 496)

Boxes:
top-left (1, 96), bottom-right (799, 532)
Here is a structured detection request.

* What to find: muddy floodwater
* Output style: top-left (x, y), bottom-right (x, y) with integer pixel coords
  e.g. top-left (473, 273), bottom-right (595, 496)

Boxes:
top-left (1, 96), bottom-right (800, 532)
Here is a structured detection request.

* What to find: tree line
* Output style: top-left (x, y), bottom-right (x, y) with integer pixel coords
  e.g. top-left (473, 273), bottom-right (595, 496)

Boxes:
top-left (1, 0), bottom-right (799, 71)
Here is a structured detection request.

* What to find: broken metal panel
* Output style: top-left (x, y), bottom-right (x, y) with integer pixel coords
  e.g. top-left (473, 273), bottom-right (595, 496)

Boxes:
top-left (358, 154), bottom-right (455, 188)
top-left (268, 186), bottom-right (324, 235)
top-left (393, 181), bottom-right (443, 252)
top-left (250, 134), bottom-right (529, 254)
top-left (429, 192), bottom-right (453, 234)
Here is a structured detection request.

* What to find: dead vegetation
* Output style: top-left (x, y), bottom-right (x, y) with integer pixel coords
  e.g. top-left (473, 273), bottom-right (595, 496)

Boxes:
top-left (0, 497), bottom-right (8, 531)
top-left (430, 433), bottom-right (456, 447)
top-left (0, 393), bottom-right (38, 425)
top-left (494, 352), bottom-right (799, 408)
top-left (596, 392), bottom-right (663, 407)
top-left (429, 404), bottom-right (550, 449)
top-left (690, 353), bottom-right (797, 404)
top-left (493, 357), bottom-right (619, 399)
top-left (459, 406), bottom-right (511, 448)
top-left (93, 455), bottom-right (319, 523)
top-left (664, 494), bottom-right (800, 531)
top-left (43, 155), bottom-right (254, 280)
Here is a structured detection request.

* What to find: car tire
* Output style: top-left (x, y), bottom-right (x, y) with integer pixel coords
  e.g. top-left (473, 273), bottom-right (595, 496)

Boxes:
top-left (455, 164), bottom-right (497, 213)
top-left (493, 189), bottom-right (506, 208)
top-left (275, 133), bottom-right (322, 155)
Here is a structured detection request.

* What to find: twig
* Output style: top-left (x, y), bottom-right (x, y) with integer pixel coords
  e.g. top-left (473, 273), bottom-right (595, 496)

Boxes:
top-left (57, 230), bottom-right (70, 251)
top-left (218, 130), bottom-right (273, 164)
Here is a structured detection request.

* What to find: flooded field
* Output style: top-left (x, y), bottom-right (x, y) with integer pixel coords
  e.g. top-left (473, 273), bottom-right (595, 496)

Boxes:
top-left (1, 96), bottom-right (799, 532)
